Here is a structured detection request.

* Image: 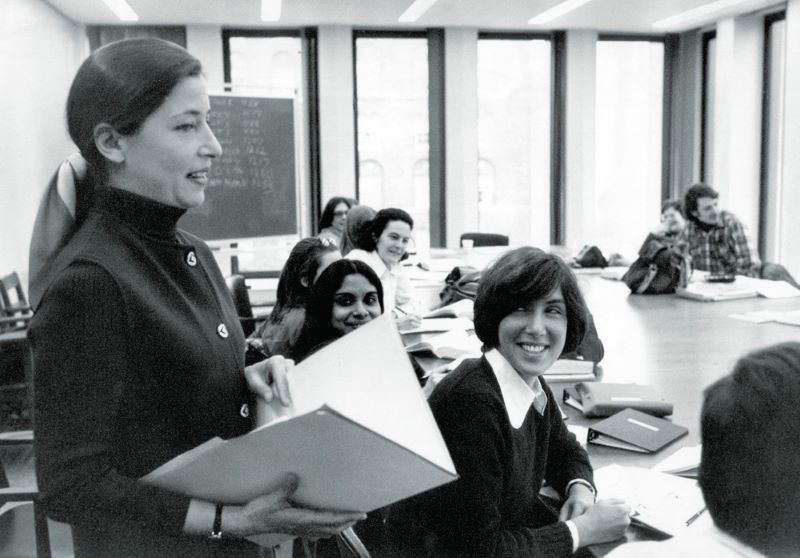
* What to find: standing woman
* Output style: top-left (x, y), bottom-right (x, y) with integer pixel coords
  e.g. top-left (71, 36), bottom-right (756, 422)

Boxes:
top-left (317, 196), bottom-right (353, 247)
top-left (31, 38), bottom-right (363, 557)
top-left (347, 208), bottom-right (420, 329)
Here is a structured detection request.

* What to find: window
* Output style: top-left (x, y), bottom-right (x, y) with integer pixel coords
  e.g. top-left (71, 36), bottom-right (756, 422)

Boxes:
top-left (477, 36), bottom-right (551, 247)
top-left (354, 34), bottom-right (431, 250)
top-left (701, 32), bottom-right (716, 184)
top-left (595, 39), bottom-right (665, 258)
top-left (760, 14), bottom-right (786, 261)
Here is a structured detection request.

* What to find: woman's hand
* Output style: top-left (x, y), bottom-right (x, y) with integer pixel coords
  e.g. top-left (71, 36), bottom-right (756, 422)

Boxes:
top-left (396, 313), bottom-right (422, 331)
top-left (571, 498), bottom-right (630, 547)
top-left (225, 474), bottom-right (367, 539)
top-left (244, 355), bottom-right (293, 407)
top-left (559, 482), bottom-right (595, 521)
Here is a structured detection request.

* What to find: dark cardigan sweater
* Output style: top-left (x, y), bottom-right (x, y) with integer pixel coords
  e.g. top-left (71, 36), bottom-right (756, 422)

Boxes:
top-left (31, 187), bottom-right (259, 557)
top-left (421, 356), bottom-right (594, 557)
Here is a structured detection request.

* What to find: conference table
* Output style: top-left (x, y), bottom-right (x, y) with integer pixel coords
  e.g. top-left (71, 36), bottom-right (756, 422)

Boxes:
top-left (406, 247), bottom-right (800, 554)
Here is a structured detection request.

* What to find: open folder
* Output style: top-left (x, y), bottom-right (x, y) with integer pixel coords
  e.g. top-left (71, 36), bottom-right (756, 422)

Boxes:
top-left (142, 314), bottom-right (457, 546)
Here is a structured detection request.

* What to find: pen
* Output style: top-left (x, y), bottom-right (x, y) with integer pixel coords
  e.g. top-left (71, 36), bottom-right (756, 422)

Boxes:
top-left (685, 506), bottom-right (706, 526)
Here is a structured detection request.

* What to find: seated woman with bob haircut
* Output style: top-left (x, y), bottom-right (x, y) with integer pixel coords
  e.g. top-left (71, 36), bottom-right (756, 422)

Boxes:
top-left (409, 247), bottom-right (629, 557)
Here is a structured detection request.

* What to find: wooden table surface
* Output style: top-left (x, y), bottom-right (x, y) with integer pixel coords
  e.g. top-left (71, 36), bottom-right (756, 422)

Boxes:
top-left (573, 275), bottom-right (800, 469)
top-left (409, 270), bottom-right (800, 554)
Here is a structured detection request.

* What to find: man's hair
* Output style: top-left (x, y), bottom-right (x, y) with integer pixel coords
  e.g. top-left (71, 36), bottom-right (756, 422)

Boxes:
top-left (699, 341), bottom-right (800, 554)
top-left (683, 183), bottom-right (718, 223)
top-left (473, 247), bottom-right (587, 354)
top-left (660, 199), bottom-right (684, 217)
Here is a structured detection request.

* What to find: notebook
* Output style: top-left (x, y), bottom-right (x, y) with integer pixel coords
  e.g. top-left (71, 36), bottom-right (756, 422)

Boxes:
top-left (587, 408), bottom-right (688, 453)
top-left (575, 382), bottom-right (673, 417)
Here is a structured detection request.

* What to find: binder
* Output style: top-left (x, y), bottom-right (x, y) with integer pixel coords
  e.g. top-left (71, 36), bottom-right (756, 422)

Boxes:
top-left (142, 314), bottom-right (458, 546)
top-left (587, 408), bottom-right (688, 453)
top-left (575, 382), bottom-right (673, 417)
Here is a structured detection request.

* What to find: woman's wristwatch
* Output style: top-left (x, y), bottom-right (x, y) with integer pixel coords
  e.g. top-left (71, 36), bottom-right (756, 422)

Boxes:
top-left (210, 503), bottom-right (223, 540)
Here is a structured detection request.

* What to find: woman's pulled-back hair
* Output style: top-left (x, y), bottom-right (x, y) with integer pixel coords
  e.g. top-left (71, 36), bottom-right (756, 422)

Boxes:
top-left (363, 208), bottom-right (414, 252)
top-left (473, 247), bottom-right (588, 355)
top-left (66, 38), bottom-right (203, 177)
top-left (270, 237), bottom-right (341, 323)
top-left (291, 259), bottom-right (384, 362)
top-left (340, 205), bottom-right (377, 256)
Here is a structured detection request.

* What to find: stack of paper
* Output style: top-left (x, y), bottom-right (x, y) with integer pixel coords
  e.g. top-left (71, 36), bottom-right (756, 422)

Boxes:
top-left (593, 464), bottom-right (707, 536)
top-left (653, 445), bottom-right (701, 478)
top-left (423, 299), bottom-right (474, 319)
top-left (399, 317), bottom-right (474, 334)
top-left (676, 280), bottom-right (758, 302)
top-left (728, 309), bottom-right (800, 326)
top-left (142, 315), bottom-right (457, 546)
top-left (404, 328), bottom-right (482, 359)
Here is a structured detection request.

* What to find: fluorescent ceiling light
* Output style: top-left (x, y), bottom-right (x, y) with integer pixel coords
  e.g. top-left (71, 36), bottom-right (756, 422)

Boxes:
top-left (652, 0), bottom-right (749, 29)
top-left (399, 0), bottom-right (438, 22)
top-left (100, 0), bottom-right (139, 21)
top-left (261, 0), bottom-right (282, 22)
top-left (528, 0), bottom-right (595, 25)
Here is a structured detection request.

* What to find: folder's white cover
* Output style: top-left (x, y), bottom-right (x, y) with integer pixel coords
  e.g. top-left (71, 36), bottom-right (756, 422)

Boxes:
top-left (142, 314), bottom-right (457, 544)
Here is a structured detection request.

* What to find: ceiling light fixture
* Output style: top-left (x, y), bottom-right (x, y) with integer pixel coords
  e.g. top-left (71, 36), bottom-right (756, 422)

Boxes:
top-left (528, 0), bottom-right (595, 25)
top-left (398, 0), bottom-right (438, 23)
top-left (652, 0), bottom-right (749, 29)
top-left (100, 0), bottom-right (139, 21)
top-left (261, 0), bottom-right (282, 22)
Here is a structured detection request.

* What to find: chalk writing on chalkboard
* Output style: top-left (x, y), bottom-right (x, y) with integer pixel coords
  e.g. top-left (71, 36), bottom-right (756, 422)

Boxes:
top-left (179, 95), bottom-right (297, 241)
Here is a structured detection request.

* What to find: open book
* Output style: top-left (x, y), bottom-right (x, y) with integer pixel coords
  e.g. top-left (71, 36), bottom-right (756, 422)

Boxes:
top-left (404, 328), bottom-right (482, 359)
top-left (399, 317), bottom-right (474, 334)
top-left (142, 315), bottom-right (457, 546)
top-left (593, 464), bottom-right (707, 536)
top-left (423, 299), bottom-right (474, 319)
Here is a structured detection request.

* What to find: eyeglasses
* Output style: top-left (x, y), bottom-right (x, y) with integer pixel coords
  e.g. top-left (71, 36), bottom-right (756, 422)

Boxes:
top-left (333, 211), bottom-right (348, 217)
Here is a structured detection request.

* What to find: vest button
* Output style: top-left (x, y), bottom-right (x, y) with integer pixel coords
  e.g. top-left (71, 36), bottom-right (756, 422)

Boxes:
top-left (186, 251), bottom-right (197, 266)
top-left (217, 323), bottom-right (229, 338)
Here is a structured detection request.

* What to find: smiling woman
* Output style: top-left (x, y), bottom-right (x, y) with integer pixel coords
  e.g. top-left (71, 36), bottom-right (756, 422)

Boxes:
top-left (289, 258), bottom-right (384, 362)
top-left (30, 38), bottom-right (364, 558)
top-left (347, 207), bottom-right (421, 329)
top-left (392, 247), bottom-right (630, 557)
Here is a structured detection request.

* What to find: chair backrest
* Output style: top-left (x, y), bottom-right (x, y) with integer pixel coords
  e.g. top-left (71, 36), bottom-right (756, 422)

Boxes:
top-left (0, 273), bottom-right (33, 333)
top-left (459, 232), bottom-right (510, 248)
top-left (224, 274), bottom-right (256, 336)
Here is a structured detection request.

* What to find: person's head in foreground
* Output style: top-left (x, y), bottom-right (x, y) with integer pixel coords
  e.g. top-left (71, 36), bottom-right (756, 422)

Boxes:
top-left (292, 259), bottom-right (384, 361)
top-left (474, 246), bottom-right (588, 379)
top-left (700, 341), bottom-right (800, 557)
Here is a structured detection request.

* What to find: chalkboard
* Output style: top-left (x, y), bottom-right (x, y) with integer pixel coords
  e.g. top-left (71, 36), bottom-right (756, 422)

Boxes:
top-left (179, 95), bottom-right (297, 241)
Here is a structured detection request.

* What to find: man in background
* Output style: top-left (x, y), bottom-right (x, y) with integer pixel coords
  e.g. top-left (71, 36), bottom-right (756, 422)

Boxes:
top-left (681, 183), bottom-right (759, 277)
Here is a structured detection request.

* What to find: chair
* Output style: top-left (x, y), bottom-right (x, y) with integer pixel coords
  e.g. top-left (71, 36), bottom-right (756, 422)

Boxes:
top-left (1, 273), bottom-right (34, 429)
top-left (760, 262), bottom-right (800, 289)
top-left (459, 232), bottom-right (509, 248)
top-left (225, 274), bottom-right (262, 337)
